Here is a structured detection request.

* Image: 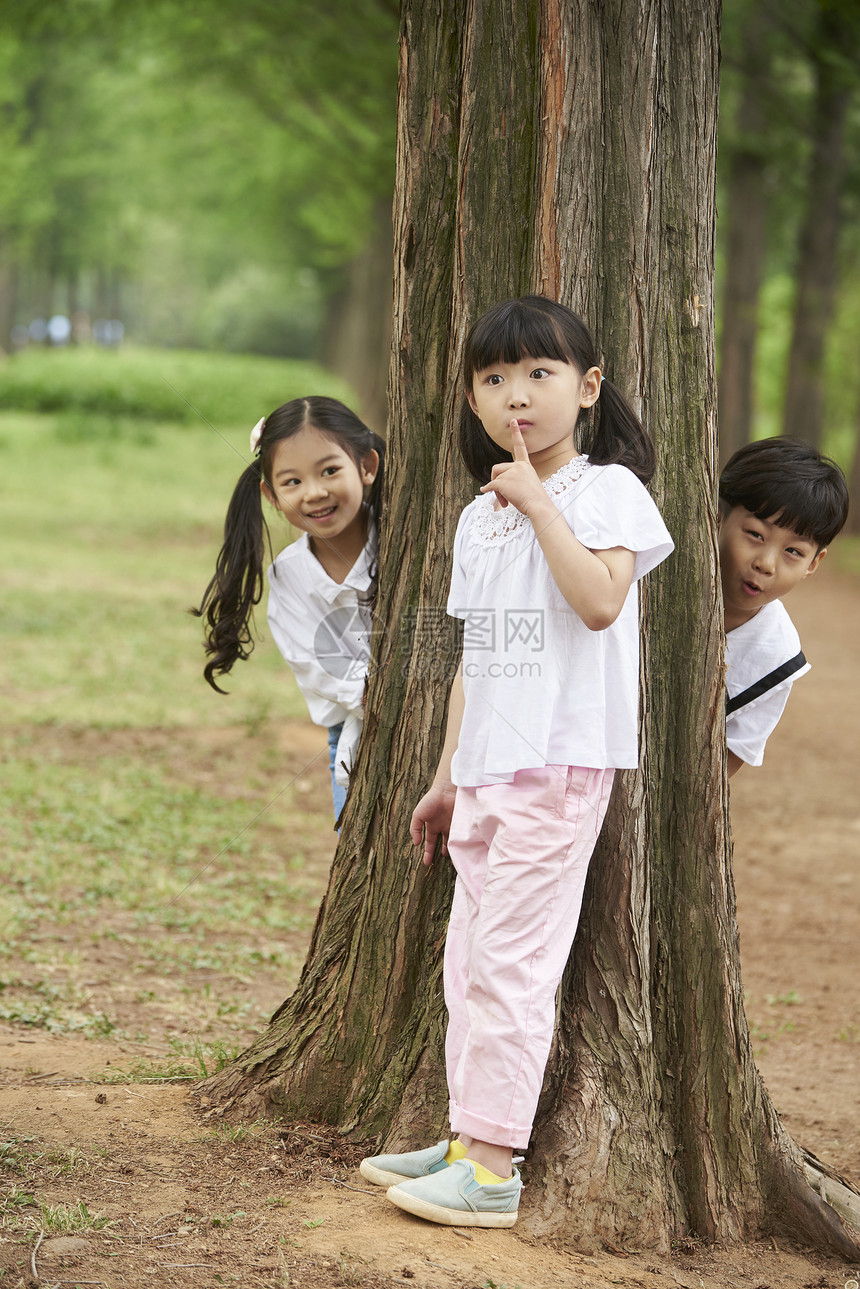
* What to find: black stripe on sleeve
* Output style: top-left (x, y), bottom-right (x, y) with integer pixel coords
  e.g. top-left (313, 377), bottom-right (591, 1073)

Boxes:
top-left (726, 650), bottom-right (808, 716)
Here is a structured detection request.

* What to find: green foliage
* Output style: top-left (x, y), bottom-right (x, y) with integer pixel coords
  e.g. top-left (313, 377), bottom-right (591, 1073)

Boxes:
top-left (0, 0), bottom-right (398, 352)
top-left (719, 0), bottom-right (860, 458)
top-left (751, 272), bottom-right (795, 441)
top-left (0, 345), bottom-right (353, 425)
top-left (152, 0), bottom-right (399, 266)
top-left (0, 14), bottom-right (132, 273)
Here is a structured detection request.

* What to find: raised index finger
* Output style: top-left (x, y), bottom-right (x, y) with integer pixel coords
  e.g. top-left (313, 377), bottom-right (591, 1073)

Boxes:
top-left (509, 419), bottom-right (530, 462)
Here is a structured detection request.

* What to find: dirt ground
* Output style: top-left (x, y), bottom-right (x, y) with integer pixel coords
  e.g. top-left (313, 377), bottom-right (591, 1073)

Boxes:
top-left (1, 565), bottom-right (859, 1289)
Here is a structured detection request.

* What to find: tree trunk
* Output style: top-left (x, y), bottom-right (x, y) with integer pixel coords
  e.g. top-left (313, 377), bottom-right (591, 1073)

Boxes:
top-left (0, 248), bottom-right (19, 354)
top-left (202, 0), bottom-right (860, 1256)
top-left (67, 274), bottom-right (79, 344)
top-left (782, 8), bottom-right (855, 448)
top-left (845, 407), bottom-right (860, 534)
top-left (716, 5), bottom-right (773, 467)
top-left (320, 200), bottom-right (394, 435)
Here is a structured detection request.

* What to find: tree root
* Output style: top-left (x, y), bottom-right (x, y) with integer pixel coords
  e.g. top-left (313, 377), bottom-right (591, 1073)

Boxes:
top-left (768, 1138), bottom-right (860, 1261)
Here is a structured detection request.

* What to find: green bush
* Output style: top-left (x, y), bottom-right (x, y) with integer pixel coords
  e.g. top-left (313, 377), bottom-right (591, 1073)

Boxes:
top-left (0, 345), bottom-right (354, 427)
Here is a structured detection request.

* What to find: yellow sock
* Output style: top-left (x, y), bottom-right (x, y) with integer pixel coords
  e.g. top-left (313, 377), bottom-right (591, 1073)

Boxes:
top-left (445, 1140), bottom-right (511, 1183)
top-left (471, 1160), bottom-right (512, 1185)
top-left (444, 1139), bottom-right (468, 1165)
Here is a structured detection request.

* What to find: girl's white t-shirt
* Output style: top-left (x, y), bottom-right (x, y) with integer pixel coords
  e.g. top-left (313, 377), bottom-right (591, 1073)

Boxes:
top-left (447, 458), bottom-right (674, 786)
top-left (725, 598), bottom-right (809, 767)
top-left (266, 529), bottom-right (374, 752)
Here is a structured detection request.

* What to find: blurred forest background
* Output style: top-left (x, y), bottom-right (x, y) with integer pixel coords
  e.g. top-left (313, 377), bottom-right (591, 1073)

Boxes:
top-left (1, 0), bottom-right (860, 507)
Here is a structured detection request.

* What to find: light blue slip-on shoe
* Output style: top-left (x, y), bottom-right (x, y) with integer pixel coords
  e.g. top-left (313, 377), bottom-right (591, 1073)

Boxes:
top-left (359, 1139), bottom-right (451, 1188)
top-left (386, 1159), bottom-right (521, 1228)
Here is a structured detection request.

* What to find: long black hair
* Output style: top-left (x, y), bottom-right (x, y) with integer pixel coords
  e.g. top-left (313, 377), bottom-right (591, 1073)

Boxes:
top-left (192, 396), bottom-right (385, 693)
top-left (458, 295), bottom-right (655, 484)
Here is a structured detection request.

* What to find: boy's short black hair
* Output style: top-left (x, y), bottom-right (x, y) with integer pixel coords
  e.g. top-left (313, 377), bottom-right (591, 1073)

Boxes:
top-left (719, 436), bottom-right (849, 549)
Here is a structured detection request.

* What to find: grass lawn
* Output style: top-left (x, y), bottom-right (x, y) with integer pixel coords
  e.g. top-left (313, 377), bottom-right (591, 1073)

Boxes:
top-left (0, 350), bottom-right (347, 1068)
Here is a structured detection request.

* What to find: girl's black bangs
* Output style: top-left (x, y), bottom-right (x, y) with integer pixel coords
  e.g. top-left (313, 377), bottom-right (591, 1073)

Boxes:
top-left (467, 305), bottom-right (570, 375)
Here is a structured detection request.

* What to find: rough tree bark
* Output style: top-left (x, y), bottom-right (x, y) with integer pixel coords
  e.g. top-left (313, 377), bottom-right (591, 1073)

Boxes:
top-left (202, 0), bottom-right (860, 1256)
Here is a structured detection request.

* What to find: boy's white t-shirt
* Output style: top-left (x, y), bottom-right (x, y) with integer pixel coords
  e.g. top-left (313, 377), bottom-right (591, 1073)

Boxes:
top-left (725, 598), bottom-right (809, 767)
top-left (447, 458), bottom-right (674, 786)
top-left (266, 529), bottom-right (374, 779)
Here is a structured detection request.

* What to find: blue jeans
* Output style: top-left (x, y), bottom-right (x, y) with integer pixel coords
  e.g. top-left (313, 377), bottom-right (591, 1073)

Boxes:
top-left (328, 724), bottom-right (347, 822)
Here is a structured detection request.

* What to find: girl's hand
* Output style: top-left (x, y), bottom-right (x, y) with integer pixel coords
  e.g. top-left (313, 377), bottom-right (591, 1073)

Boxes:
top-left (410, 779), bottom-right (458, 867)
top-left (479, 421), bottom-right (546, 514)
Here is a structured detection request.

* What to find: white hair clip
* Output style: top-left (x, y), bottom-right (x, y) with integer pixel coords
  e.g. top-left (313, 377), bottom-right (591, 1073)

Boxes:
top-left (249, 417), bottom-right (265, 455)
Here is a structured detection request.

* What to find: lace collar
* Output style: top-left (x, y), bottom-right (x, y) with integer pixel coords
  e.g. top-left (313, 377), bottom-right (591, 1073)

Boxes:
top-left (471, 456), bottom-right (592, 546)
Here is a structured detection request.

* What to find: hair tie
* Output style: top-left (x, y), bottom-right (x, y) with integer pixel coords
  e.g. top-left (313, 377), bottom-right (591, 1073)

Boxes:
top-left (249, 417), bottom-right (265, 455)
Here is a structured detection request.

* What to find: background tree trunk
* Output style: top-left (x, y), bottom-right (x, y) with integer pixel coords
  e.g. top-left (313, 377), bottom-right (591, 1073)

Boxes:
top-left (0, 249), bottom-right (19, 353)
top-left (717, 5), bottom-right (773, 467)
top-left (319, 199), bottom-right (394, 435)
top-left (782, 5), bottom-right (856, 447)
top-left (202, 0), bottom-right (860, 1256)
top-left (846, 399), bottom-right (860, 533)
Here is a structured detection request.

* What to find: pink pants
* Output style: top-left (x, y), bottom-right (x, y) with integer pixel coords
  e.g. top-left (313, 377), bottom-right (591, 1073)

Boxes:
top-left (444, 765), bottom-right (615, 1149)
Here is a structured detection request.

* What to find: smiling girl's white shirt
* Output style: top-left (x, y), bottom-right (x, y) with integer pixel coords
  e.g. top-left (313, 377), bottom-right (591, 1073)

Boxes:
top-left (266, 527), bottom-right (375, 781)
top-left (725, 598), bottom-right (810, 766)
top-left (447, 459), bottom-right (674, 786)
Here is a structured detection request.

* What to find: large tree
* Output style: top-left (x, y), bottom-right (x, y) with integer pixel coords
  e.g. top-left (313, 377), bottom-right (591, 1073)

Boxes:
top-left (203, 0), bottom-right (860, 1255)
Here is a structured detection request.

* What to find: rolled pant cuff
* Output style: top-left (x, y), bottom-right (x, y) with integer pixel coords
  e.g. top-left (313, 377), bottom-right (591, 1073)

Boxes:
top-left (449, 1099), bottom-right (531, 1150)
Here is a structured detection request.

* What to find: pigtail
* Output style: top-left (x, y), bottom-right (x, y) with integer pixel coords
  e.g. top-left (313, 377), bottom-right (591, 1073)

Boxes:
top-left (578, 378), bottom-right (655, 484)
top-left (191, 462), bottom-right (271, 693)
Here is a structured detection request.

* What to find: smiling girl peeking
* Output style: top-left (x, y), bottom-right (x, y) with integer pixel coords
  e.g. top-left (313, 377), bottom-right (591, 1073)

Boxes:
top-left (193, 397), bottom-right (384, 820)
